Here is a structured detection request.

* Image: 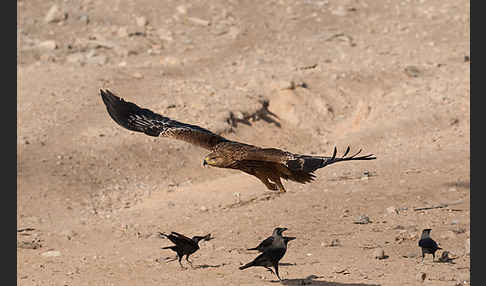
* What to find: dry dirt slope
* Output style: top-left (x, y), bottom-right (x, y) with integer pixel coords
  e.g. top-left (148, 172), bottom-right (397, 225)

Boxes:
top-left (18, 0), bottom-right (469, 285)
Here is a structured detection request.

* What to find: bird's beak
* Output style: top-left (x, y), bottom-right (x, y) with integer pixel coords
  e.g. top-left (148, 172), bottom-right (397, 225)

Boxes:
top-left (282, 227), bottom-right (288, 232)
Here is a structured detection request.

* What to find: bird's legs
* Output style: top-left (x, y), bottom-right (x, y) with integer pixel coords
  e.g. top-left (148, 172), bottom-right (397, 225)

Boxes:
top-left (177, 254), bottom-right (186, 269)
top-left (270, 177), bottom-right (286, 193)
top-left (186, 255), bottom-right (194, 268)
top-left (265, 267), bottom-right (276, 275)
top-left (274, 263), bottom-right (282, 281)
top-left (265, 266), bottom-right (281, 281)
top-left (254, 174), bottom-right (279, 191)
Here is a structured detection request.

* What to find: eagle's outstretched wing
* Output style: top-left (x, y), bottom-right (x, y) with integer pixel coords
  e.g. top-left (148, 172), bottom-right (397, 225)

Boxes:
top-left (100, 89), bottom-right (228, 150)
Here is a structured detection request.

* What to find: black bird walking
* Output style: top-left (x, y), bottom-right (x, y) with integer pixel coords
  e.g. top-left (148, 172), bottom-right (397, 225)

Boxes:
top-left (418, 229), bottom-right (442, 262)
top-left (240, 227), bottom-right (295, 281)
top-left (159, 231), bottom-right (212, 268)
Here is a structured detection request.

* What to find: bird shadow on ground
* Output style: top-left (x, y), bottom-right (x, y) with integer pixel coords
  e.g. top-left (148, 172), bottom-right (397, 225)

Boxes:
top-left (444, 180), bottom-right (470, 189)
top-left (270, 275), bottom-right (381, 286)
top-left (193, 263), bottom-right (226, 269)
top-left (279, 263), bottom-right (297, 266)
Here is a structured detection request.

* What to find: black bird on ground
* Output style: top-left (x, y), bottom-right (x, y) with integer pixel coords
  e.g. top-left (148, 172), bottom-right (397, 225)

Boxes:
top-left (240, 228), bottom-right (295, 281)
top-left (418, 229), bottom-right (442, 262)
top-left (159, 231), bottom-right (212, 268)
top-left (247, 227), bottom-right (293, 252)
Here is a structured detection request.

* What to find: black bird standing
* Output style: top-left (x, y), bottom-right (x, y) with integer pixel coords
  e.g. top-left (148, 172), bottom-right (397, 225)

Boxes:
top-left (159, 231), bottom-right (212, 268)
top-left (240, 227), bottom-right (295, 281)
top-left (247, 227), bottom-right (290, 252)
top-left (418, 229), bottom-right (442, 262)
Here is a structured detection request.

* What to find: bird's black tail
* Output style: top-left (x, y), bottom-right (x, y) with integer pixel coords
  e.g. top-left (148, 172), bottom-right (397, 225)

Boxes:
top-left (161, 246), bottom-right (176, 250)
top-left (287, 146), bottom-right (376, 173)
top-left (247, 247), bottom-right (258, 251)
top-left (239, 261), bottom-right (255, 270)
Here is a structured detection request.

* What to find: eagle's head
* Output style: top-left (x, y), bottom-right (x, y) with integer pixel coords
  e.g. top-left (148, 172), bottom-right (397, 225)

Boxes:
top-left (203, 153), bottom-right (230, 168)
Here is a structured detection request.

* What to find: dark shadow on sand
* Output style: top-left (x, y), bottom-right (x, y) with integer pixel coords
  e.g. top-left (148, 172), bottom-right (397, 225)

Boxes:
top-left (193, 263), bottom-right (226, 269)
top-left (269, 275), bottom-right (381, 286)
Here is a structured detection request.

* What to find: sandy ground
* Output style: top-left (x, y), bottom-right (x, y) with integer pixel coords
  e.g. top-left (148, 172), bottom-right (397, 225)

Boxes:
top-left (18, 0), bottom-right (470, 285)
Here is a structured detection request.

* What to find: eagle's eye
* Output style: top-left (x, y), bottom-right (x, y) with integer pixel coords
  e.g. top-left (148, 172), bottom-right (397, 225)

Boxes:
top-left (203, 155), bottom-right (218, 165)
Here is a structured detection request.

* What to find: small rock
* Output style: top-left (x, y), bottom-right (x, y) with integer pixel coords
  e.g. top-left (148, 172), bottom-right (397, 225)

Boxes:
top-left (157, 28), bottom-right (174, 42)
top-left (441, 230), bottom-right (457, 240)
top-left (386, 206), bottom-right (398, 215)
top-left (438, 251), bottom-right (455, 263)
top-left (333, 266), bottom-right (349, 274)
top-left (373, 248), bottom-right (386, 259)
top-left (342, 209), bottom-right (350, 217)
top-left (200, 206), bottom-right (208, 212)
top-left (132, 72), bottom-right (143, 79)
top-left (79, 14), bottom-right (89, 24)
top-left (117, 26), bottom-right (129, 38)
top-left (86, 55), bottom-right (108, 65)
top-left (417, 272), bottom-right (426, 282)
top-left (456, 272), bottom-right (470, 283)
top-left (404, 66), bottom-right (422, 78)
top-left (233, 111), bottom-right (245, 120)
top-left (160, 56), bottom-right (180, 67)
top-left (331, 6), bottom-right (348, 16)
top-left (227, 26), bottom-right (240, 39)
top-left (44, 5), bottom-right (67, 23)
top-left (38, 40), bottom-right (57, 50)
top-left (176, 5), bottom-right (188, 14)
top-left (403, 252), bottom-right (418, 258)
top-left (18, 239), bottom-right (42, 249)
top-left (61, 230), bottom-right (78, 240)
top-left (326, 238), bottom-right (341, 247)
top-left (66, 53), bottom-right (85, 64)
top-left (41, 250), bottom-right (61, 257)
top-left (272, 80), bottom-right (295, 90)
top-left (187, 17), bottom-right (210, 26)
top-left (452, 227), bottom-right (467, 234)
top-left (354, 215), bottom-right (371, 224)
top-left (136, 16), bottom-right (148, 27)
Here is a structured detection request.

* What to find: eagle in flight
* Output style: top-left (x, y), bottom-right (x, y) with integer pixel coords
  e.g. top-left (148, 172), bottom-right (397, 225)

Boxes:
top-left (100, 89), bottom-right (376, 192)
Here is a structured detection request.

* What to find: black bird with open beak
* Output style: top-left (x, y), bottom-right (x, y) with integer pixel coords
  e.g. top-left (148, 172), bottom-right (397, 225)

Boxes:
top-left (247, 227), bottom-right (289, 252)
top-left (240, 227), bottom-right (295, 281)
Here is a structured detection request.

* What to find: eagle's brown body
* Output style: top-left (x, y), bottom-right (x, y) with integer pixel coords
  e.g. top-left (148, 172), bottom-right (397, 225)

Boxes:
top-left (100, 89), bottom-right (376, 192)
